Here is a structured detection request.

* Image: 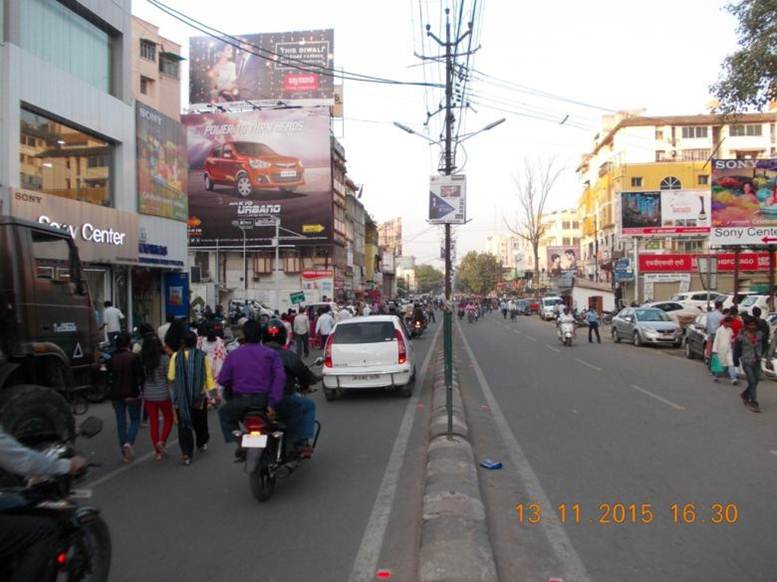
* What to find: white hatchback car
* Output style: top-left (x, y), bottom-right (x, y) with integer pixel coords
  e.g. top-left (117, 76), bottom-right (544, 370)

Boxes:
top-left (321, 315), bottom-right (416, 401)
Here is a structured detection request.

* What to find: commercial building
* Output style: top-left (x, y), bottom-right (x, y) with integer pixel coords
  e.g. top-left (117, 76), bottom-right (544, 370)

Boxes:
top-left (131, 15), bottom-right (183, 120)
top-left (378, 217), bottom-right (402, 256)
top-left (0, 0), bottom-right (186, 330)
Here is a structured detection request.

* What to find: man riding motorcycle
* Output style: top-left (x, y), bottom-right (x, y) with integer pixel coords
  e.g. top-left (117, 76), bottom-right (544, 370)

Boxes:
top-left (261, 319), bottom-right (319, 458)
top-left (0, 428), bottom-right (87, 582)
top-left (412, 303), bottom-right (427, 327)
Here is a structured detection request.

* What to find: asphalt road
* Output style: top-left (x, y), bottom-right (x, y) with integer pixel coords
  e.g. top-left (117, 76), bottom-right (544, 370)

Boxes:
top-left (457, 312), bottom-right (777, 581)
top-left (76, 321), bottom-right (440, 582)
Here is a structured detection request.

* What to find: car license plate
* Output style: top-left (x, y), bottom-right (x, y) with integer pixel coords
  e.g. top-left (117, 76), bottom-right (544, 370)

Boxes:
top-left (241, 434), bottom-right (268, 448)
top-left (280, 170), bottom-right (296, 178)
top-left (352, 374), bottom-right (380, 380)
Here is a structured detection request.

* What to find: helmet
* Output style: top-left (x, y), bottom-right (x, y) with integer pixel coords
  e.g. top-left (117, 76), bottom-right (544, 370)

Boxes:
top-left (261, 318), bottom-right (287, 346)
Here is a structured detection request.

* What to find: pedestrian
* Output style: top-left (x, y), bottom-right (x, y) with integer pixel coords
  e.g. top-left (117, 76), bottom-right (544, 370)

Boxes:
top-left (140, 333), bottom-right (174, 460)
top-left (157, 314), bottom-right (174, 344)
top-left (586, 308), bottom-right (601, 343)
top-left (280, 313), bottom-right (294, 349)
top-left (705, 300), bottom-right (724, 365)
top-left (106, 332), bottom-right (144, 463)
top-left (738, 316), bottom-right (763, 412)
top-left (316, 306), bottom-right (335, 348)
top-left (751, 306), bottom-right (770, 354)
top-left (362, 303), bottom-right (372, 316)
top-left (711, 316), bottom-right (738, 385)
top-left (103, 300), bottom-right (125, 346)
top-left (168, 330), bottom-right (218, 465)
top-left (293, 308), bottom-right (311, 357)
top-left (198, 323), bottom-right (227, 398)
top-left (427, 305), bottom-right (436, 323)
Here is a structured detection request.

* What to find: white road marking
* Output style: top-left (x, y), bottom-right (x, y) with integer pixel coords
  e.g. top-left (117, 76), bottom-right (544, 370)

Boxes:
top-left (525, 335), bottom-right (537, 342)
top-left (769, 450), bottom-right (777, 457)
top-left (630, 384), bottom-right (686, 411)
top-left (575, 358), bottom-right (602, 372)
top-left (457, 321), bottom-right (591, 582)
top-left (85, 438), bottom-right (180, 488)
top-left (545, 344), bottom-right (561, 353)
top-left (349, 323), bottom-right (441, 582)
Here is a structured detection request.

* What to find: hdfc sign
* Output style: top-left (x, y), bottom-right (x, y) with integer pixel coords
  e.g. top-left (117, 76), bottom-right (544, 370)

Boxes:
top-left (639, 253), bottom-right (771, 273)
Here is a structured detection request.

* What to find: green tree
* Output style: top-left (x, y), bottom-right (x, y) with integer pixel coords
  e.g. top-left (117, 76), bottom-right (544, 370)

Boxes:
top-left (414, 264), bottom-right (444, 294)
top-left (397, 277), bottom-right (409, 297)
top-left (711, 0), bottom-right (777, 111)
top-left (455, 252), bottom-right (503, 295)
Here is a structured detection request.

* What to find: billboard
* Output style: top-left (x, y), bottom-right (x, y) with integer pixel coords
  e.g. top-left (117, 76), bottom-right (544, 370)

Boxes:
top-left (619, 190), bottom-right (710, 236)
top-left (136, 103), bottom-right (188, 222)
top-left (639, 252), bottom-right (772, 272)
top-left (181, 108), bottom-right (332, 246)
top-left (710, 159), bottom-right (777, 246)
top-left (189, 29), bottom-right (334, 105)
top-left (546, 245), bottom-right (580, 277)
top-left (429, 174), bottom-right (466, 224)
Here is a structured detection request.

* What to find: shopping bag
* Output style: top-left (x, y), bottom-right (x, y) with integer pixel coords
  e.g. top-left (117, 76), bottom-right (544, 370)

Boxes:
top-left (710, 353), bottom-right (724, 375)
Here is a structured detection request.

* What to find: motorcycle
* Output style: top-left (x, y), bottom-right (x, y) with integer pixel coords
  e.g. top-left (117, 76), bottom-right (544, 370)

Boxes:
top-left (233, 359), bottom-right (323, 502)
top-left (467, 311), bottom-right (475, 324)
top-left (0, 416), bottom-right (111, 581)
top-left (557, 320), bottom-right (576, 347)
top-left (411, 318), bottom-right (426, 338)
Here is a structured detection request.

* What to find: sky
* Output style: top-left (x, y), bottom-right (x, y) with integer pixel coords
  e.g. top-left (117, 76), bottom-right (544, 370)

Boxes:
top-left (133, 0), bottom-right (742, 268)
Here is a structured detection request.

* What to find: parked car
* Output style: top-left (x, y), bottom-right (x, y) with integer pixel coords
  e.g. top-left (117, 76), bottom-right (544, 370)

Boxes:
top-left (642, 301), bottom-right (702, 330)
top-left (204, 141), bottom-right (305, 197)
top-left (321, 315), bottom-right (416, 400)
top-left (611, 307), bottom-right (683, 347)
top-left (737, 294), bottom-right (770, 316)
top-left (528, 299), bottom-right (541, 314)
top-left (722, 292), bottom-right (757, 310)
top-left (539, 296), bottom-right (564, 320)
top-left (684, 313), bottom-right (709, 362)
top-left (515, 299), bottom-right (530, 315)
top-left (670, 291), bottom-right (726, 310)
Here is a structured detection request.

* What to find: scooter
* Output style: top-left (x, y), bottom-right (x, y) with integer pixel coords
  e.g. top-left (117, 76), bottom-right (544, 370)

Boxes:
top-left (558, 321), bottom-right (576, 347)
top-left (0, 417), bottom-right (111, 581)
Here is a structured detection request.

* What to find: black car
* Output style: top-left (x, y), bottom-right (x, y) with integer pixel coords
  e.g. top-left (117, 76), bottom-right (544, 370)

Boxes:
top-left (684, 313), bottom-right (709, 362)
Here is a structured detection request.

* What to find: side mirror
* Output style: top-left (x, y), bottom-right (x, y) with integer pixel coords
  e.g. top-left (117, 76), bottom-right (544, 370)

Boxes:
top-left (78, 416), bottom-right (103, 438)
top-left (313, 356), bottom-right (324, 366)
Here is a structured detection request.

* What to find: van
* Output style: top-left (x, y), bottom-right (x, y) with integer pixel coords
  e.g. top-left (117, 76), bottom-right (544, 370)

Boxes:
top-left (539, 296), bottom-right (564, 320)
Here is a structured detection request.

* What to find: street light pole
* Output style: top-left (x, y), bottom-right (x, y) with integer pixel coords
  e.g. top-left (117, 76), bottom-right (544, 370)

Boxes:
top-left (242, 227), bottom-right (248, 296)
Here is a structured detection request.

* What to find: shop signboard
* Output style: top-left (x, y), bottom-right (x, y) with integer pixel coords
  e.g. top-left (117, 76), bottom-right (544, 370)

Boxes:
top-left (164, 272), bottom-right (189, 318)
top-left (136, 103), bottom-right (188, 222)
top-left (614, 257), bottom-right (633, 282)
top-left (10, 189), bottom-right (138, 264)
top-left (290, 290), bottom-right (306, 305)
top-left (710, 159), bottom-right (777, 246)
top-left (619, 190), bottom-right (710, 236)
top-left (301, 269), bottom-right (333, 301)
top-left (182, 108), bottom-right (332, 247)
top-left (189, 29), bottom-right (334, 105)
top-left (639, 252), bottom-right (771, 272)
top-left (429, 174), bottom-right (466, 225)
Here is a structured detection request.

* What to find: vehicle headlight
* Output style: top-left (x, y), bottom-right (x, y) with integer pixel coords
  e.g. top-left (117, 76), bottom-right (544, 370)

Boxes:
top-left (641, 326), bottom-right (658, 335)
top-left (249, 159), bottom-right (271, 169)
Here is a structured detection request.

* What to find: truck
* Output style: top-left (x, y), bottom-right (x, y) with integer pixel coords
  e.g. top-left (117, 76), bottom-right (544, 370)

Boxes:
top-left (0, 215), bottom-right (102, 449)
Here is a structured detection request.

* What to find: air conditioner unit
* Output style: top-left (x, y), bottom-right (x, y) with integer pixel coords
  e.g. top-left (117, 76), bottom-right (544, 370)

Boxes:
top-left (190, 266), bottom-right (201, 284)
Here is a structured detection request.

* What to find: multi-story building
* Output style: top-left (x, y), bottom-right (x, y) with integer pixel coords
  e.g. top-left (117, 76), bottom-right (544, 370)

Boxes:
top-left (485, 233), bottom-right (528, 276)
top-left (0, 0), bottom-right (187, 330)
top-left (396, 255), bottom-right (417, 293)
top-left (131, 16), bottom-right (182, 120)
top-left (345, 177), bottom-right (366, 299)
top-left (378, 217), bottom-right (402, 256)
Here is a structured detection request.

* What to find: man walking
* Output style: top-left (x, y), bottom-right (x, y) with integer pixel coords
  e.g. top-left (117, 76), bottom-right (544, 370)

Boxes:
top-left (293, 309), bottom-right (310, 357)
top-left (103, 300), bottom-right (125, 346)
top-left (586, 307), bottom-right (601, 343)
top-left (739, 316), bottom-right (763, 413)
top-left (316, 307), bottom-right (335, 348)
top-left (705, 300), bottom-right (724, 365)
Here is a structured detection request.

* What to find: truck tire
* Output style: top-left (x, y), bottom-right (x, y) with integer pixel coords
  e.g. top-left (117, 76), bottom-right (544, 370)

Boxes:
top-left (0, 384), bottom-right (75, 445)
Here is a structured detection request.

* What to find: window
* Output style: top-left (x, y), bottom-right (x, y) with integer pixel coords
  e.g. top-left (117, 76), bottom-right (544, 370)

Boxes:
top-left (660, 176), bottom-right (682, 190)
top-left (140, 76), bottom-right (154, 95)
top-left (771, 123), bottom-right (776, 144)
top-left (562, 221), bottom-right (570, 229)
top-left (254, 254), bottom-right (272, 274)
top-left (655, 129), bottom-right (664, 140)
top-left (140, 39), bottom-right (156, 61)
top-left (159, 55), bottom-right (179, 79)
top-left (730, 124), bottom-right (762, 137)
top-left (655, 150), bottom-right (667, 162)
top-left (20, 108), bottom-right (112, 207)
top-left (32, 231), bottom-right (72, 282)
top-left (333, 322), bottom-right (397, 344)
top-left (681, 149), bottom-right (711, 161)
top-left (681, 126), bottom-right (708, 139)
top-left (20, 0), bottom-right (112, 93)
top-left (572, 221), bottom-right (579, 229)
top-left (698, 175), bottom-right (709, 185)
top-left (283, 255), bottom-right (301, 273)
top-left (631, 177), bottom-right (643, 187)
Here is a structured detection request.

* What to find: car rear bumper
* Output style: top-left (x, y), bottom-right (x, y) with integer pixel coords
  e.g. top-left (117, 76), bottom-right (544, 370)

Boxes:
top-left (322, 366), bottom-right (413, 389)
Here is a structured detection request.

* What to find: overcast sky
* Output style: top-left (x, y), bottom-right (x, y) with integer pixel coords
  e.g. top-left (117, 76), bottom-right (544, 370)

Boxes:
top-left (134, 0), bottom-right (741, 268)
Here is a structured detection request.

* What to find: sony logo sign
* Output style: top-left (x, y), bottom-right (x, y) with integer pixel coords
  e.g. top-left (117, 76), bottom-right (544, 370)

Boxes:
top-left (713, 159), bottom-right (757, 170)
top-left (139, 107), bottom-right (163, 125)
top-left (38, 215), bottom-right (127, 246)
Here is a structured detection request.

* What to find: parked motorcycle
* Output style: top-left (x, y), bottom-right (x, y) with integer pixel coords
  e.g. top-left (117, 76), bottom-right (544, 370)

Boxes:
top-left (0, 416), bottom-right (111, 581)
top-left (558, 321), bottom-right (576, 347)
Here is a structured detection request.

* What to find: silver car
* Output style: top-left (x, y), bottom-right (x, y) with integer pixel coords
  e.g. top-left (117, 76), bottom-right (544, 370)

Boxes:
top-left (611, 307), bottom-right (683, 347)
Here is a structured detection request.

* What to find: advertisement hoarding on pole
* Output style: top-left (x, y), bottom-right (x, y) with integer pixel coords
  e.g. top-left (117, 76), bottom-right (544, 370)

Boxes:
top-left (619, 190), bottom-right (710, 236)
top-left (429, 174), bottom-right (466, 225)
top-left (182, 108), bottom-right (331, 246)
top-left (188, 29), bottom-right (334, 106)
top-left (710, 159), bottom-right (777, 246)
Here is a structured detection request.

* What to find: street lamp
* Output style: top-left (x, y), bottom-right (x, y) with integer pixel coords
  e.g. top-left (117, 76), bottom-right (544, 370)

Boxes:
top-left (457, 118), bottom-right (506, 143)
top-left (392, 122), bottom-right (439, 145)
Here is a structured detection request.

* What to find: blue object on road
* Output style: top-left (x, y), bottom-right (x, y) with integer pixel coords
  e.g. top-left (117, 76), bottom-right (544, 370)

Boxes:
top-left (480, 458), bottom-right (503, 470)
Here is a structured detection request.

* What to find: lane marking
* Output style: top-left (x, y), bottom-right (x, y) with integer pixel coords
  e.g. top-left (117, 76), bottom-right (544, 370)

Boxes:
top-left (545, 344), bottom-right (561, 353)
top-left (457, 321), bottom-right (591, 582)
top-left (769, 450), bottom-right (777, 457)
top-left (630, 384), bottom-right (686, 411)
top-left (575, 358), bottom-right (602, 372)
top-left (86, 438), bottom-right (180, 488)
top-left (349, 323), bottom-right (441, 582)
top-left (525, 335), bottom-right (537, 342)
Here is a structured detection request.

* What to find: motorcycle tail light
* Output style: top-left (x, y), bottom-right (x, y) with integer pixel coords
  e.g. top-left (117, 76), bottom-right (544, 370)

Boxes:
top-left (395, 330), bottom-right (407, 364)
top-left (56, 552), bottom-right (68, 566)
top-left (244, 416), bottom-right (265, 435)
top-left (323, 334), bottom-right (335, 368)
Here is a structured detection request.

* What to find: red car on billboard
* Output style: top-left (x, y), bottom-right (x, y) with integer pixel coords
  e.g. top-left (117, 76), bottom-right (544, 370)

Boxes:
top-left (203, 141), bottom-right (305, 197)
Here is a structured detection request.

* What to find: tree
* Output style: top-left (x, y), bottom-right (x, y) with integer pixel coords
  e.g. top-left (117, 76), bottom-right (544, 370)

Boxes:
top-left (414, 264), bottom-right (444, 294)
top-left (455, 252), bottom-right (503, 295)
top-left (507, 158), bottom-right (563, 287)
top-left (711, 0), bottom-right (777, 112)
top-left (397, 277), bottom-right (409, 297)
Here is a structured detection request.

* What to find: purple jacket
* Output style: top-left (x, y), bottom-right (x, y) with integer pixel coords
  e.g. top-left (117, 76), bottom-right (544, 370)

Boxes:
top-left (217, 343), bottom-right (285, 405)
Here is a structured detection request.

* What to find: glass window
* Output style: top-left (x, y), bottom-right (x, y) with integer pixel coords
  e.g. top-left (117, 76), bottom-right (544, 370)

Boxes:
top-left (20, 0), bottom-right (112, 94)
top-left (730, 124), bottom-right (763, 137)
top-left (31, 231), bottom-right (73, 282)
top-left (682, 126), bottom-right (708, 139)
top-left (140, 39), bottom-right (156, 61)
top-left (660, 176), bottom-right (682, 190)
top-left (159, 55), bottom-right (179, 78)
top-left (631, 177), bottom-right (643, 187)
top-left (333, 322), bottom-right (397, 344)
top-left (698, 175), bottom-right (709, 185)
top-left (20, 108), bottom-right (112, 207)
top-left (655, 129), bottom-right (664, 140)
top-left (681, 149), bottom-right (711, 161)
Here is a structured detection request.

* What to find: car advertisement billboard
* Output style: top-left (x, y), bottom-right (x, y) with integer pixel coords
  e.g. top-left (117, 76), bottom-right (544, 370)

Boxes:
top-left (181, 108), bottom-right (332, 246)
top-left (188, 29), bottom-right (334, 105)
top-left (619, 190), bottom-right (710, 236)
top-left (136, 103), bottom-right (188, 222)
top-left (710, 158), bottom-right (777, 246)
top-left (429, 174), bottom-right (466, 224)
top-left (546, 245), bottom-right (580, 277)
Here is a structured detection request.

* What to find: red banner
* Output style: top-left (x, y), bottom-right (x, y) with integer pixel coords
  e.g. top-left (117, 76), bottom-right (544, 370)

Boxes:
top-left (639, 253), bottom-right (771, 272)
top-left (283, 73), bottom-right (320, 92)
